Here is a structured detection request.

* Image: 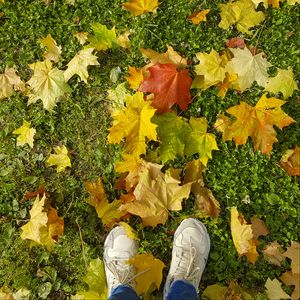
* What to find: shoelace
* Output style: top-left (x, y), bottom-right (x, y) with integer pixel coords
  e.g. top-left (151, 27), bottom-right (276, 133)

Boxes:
top-left (106, 257), bottom-right (150, 289)
top-left (175, 237), bottom-right (202, 288)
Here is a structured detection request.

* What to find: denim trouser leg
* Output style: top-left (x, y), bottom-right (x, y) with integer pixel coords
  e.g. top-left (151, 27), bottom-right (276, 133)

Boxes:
top-left (107, 285), bottom-right (141, 300)
top-left (166, 280), bottom-right (198, 300)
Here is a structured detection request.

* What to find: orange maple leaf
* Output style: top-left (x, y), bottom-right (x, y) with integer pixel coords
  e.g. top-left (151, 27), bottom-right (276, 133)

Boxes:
top-left (139, 63), bottom-right (192, 113)
top-left (215, 94), bottom-right (295, 154)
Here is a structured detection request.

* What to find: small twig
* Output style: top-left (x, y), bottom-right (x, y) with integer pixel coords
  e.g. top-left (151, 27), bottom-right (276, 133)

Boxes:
top-left (76, 220), bottom-right (88, 269)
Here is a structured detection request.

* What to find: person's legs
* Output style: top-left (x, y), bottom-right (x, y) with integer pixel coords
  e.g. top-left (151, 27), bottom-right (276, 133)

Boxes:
top-left (163, 218), bottom-right (210, 300)
top-left (104, 226), bottom-right (141, 300)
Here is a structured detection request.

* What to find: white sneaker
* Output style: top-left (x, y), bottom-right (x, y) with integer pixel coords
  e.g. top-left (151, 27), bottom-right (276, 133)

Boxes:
top-left (104, 226), bottom-right (138, 296)
top-left (163, 218), bottom-right (210, 299)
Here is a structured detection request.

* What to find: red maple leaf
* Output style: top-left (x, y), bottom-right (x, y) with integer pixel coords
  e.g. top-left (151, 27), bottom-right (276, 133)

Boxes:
top-left (139, 63), bottom-right (192, 113)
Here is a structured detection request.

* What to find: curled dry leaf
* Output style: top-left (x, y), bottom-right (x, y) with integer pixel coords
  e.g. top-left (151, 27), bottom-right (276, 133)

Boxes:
top-left (279, 147), bottom-right (300, 176)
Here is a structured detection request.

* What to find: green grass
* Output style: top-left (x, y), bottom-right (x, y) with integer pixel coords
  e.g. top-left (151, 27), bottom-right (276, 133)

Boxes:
top-left (0, 0), bottom-right (299, 299)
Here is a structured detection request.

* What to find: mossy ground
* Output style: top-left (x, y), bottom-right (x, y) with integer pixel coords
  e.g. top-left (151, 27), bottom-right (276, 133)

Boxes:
top-left (0, 0), bottom-right (299, 299)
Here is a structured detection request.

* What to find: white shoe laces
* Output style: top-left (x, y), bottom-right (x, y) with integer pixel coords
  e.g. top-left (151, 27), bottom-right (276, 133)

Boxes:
top-left (106, 257), bottom-right (150, 290)
top-left (174, 237), bottom-right (202, 288)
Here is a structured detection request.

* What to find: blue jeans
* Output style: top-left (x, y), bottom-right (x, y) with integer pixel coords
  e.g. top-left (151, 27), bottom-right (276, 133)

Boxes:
top-left (108, 280), bottom-right (198, 300)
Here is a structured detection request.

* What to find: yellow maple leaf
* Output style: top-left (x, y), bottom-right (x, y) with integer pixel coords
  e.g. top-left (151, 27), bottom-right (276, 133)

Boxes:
top-left (279, 147), bottom-right (300, 176)
top-left (27, 60), bottom-right (71, 111)
top-left (20, 194), bottom-right (64, 251)
top-left (127, 253), bottom-right (165, 295)
top-left (140, 45), bottom-right (187, 68)
top-left (219, 0), bottom-right (265, 34)
top-left (85, 178), bottom-right (127, 227)
top-left (74, 32), bottom-right (88, 45)
top-left (64, 48), bottom-right (99, 83)
top-left (215, 94), bottom-right (295, 154)
top-left (188, 9), bottom-right (210, 25)
top-left (230, 207), bottom-right (258, 264)
top-left (40, 33), bottom-right (62, 63)
top-left (125, 66), bottom-right (144, 90)
top-left (122, 163), bottom-right (192, 227)
top-left (0, 67), bottom-right (25, 100)
top-left (119, 222), bottom-right (138, 240)
top-left (46, 145), bottom-right (71, 172)
top-left (117, 30), bottom-right (131, 48)
top-left (122, 0), bottom-right (159, 16)
top-left (108, 92), bottom-right (157, 157)
top-left (265, 278), bottom-right (291, 299)
top-left (13, 120), bottom-right (36, 148)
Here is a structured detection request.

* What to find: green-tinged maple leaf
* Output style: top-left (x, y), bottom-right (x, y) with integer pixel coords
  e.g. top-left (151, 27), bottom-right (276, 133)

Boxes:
top-left (117, 30), bottom-right (131, 48)
top-left (20, 194), bottom-right (64, 251)
top-left (185, 117), bottom-right (219, 166)
top-left (139, 63), bottom-right (192, 113)
top-left (107, 92), bottom-right (157, 157)
top-left (265, 278), bottom-right (291, 299)
top-left (27, 60), bottom-right (71, 111)
top-left (72, 258), bottom-right (107, 300)
top-left (85, 178), bottom-right (127, 227)
top-left (64, 48), bottom-right (99, 83)
top-left (194, 49), bottom-right (226, 85)
top-left (128, 253), bottom-right (165, 295)
top-left (122, 0), bottom-right (159, 16)
top-left (219, 0), bottom-right (265, 34)
top-left (87, 23), bottom-right (118, 51)
top-left (122, 162), bottom-right (191, 227)
top-left (215, 94), bottom-right (295, 154)
top-left (45, 145), bottom-right (71, 172)
top-left (40, 33), bottom-right (62, 63)
top-left (0, 67), bottom-right (25, 100)
top-left (202, 284), bottom-right (227, 299)
top-left (107, 82), bottom-right (129, 113)
top-left (230, 207), bottom-right (258, 264)
top-left (228, 47), bottom-right (272, 91)
top-left (279, 147), bottom-right (300, 176)
top-left (140, 45), bottom-right (187, 68)
top-left (153, 113), bottom-right (218, 165)
top-left (13, 120), bottom-right (36, 148)
top-left (265, 68), bottom-right (298, 99)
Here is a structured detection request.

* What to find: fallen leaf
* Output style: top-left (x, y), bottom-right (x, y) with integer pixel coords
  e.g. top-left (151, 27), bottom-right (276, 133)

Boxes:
top-left (107, 82), bottom-right (129, 113)
top-left (194, 49), bottom-right (227, 87)
top-left (215, 94), bottom-right (295, 154)
top-left (219, 0), bottom-right (265, 34)
top-left (262, 241), bottom-right (285, 266)
top-left (40, 34), bottom-right (62, 63)
top-left (265, 68), bottom-right (298, 99)
top-left (230, 207), bottom-right (258, 264)
top-left (24, 186), bottom-right (46, 200)
top-left (226, 37), bottom-right (246, 49)
top-left (122, 162), bottom-right (192, 227)
top-left (228, 47), bottom-right (272, 91)
top-left (73, 258), bottom-right (107, 300)
top-left (88, 23), bottom-right (118, 51)
top-left (0, 67), bottom-right (25, 100)
top-left (188, 9), bottom-right (210, 25)
top-left (74, 32), bottom-right (88, 45)
top-left (27, 60), bottom-right (71, 111)
top-left (107, 92), bottom-right (157, 157)
top-left (20, 194), bottom-right (64, 251)
top-left (265, 278), bottom-right (291, 299)
top-left (250, 217), bottom-right (269, 240)
top-left (64, 48), bottom-right (99, 83)
top-left (117, 30), bottom-right (131, 48)
top-left (279, 147), bottom-right (300, 176)
top-left (140, 45), bottom-right (187, 68)
top-left (13, 288), bottom-right (30, 300)
top-left (127, 253), bottom-right (165, 295)
top-left (0, 287), bottom-right (13, 300)
top-left (85, 178), bottom-right (127, 227)
top-left (287, 0), bottom-right (300, 4)
top-left (280, 271), bottom-right (300, 300)
top-left (119, 222), bottom-right (138, 240)
top-left (202, 284), bottom-right (227, 299)
top-left (122, 0), bottom-right (159, 16)
top-left (13, 120), bottom-right (36, 148)
top-left (140, 63), bottom-right (192, 113)
top-left (45, 145), bottom-right (71, 172)
top-left (283, 241), bottom-right (300, 274)
top-left (125, 66), bottom-right (144, 90)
